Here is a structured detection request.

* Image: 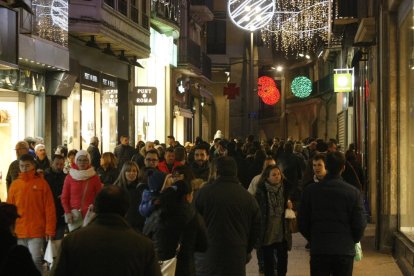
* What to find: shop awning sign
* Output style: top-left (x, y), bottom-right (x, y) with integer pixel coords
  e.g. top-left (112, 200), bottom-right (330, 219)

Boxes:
top-left (334, 68), bottom-right (354, 93)
top-left (133, 87), bottom-right (157, 105)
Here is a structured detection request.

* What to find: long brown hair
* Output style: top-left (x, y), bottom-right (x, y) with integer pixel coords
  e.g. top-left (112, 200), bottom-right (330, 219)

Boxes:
top-left (113, 161), bottom-right (140, 189)
top-left (257, 164), bottom-right (285, 187)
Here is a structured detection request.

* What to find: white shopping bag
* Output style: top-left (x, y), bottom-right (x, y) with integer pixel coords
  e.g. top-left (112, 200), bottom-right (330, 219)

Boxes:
top-left (44, 239), bottom-right (61, 265)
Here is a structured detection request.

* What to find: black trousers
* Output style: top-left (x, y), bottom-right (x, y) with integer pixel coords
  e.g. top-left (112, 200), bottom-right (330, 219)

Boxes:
top-left (310, 254), bottom-right (354, 276)
top-left (262, 240), bottom-right (288, 276)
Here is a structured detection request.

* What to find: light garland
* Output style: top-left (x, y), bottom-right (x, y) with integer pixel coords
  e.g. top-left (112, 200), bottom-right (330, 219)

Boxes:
top-left (33, 0), bottom-right (68, 47)
top-left (257, 76), bottom-right (280, 105)
top-left (291, 76), bottom-right (313, 98)
top-left (261, 0), bottom-right (332, 56)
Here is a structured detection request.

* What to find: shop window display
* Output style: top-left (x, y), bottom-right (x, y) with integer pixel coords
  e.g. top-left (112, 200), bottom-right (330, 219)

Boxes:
top-left (398, 6), bottom-right (414, 241)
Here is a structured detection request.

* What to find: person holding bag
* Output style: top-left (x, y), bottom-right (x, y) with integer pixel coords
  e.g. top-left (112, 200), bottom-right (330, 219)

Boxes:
top-left (61, 150), bottom-right (102, 231)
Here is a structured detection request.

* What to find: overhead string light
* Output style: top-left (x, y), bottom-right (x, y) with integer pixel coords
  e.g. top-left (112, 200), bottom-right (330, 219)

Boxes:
top-left (261, 0), bottom-right (333, 57)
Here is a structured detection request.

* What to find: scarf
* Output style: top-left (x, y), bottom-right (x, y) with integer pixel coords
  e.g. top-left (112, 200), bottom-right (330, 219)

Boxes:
top-left (69, 167), bottom-right (96, 180)
top-left (265, 181), bottom-right (284, 218)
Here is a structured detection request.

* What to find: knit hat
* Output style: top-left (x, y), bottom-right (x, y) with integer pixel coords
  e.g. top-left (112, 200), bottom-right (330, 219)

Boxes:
top-left (75, 150), bottom-right (91, 163)
top-left (147, 170), bottom-right (167, 192)
top-left (214, 130), bottom-right (224, 140)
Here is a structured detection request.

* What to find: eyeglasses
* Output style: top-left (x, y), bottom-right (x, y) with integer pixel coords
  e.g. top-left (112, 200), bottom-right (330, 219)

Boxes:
top-left (145, 158), bottom-right (158, 162)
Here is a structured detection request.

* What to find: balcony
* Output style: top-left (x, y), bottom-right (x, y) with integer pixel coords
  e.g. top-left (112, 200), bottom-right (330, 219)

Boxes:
top-left (70, 0), bottom-right (151, 58)
top-left (179, 38), bottom-right (201, 70)
top-left (150, 1), bottom-right (180, 35)
top-left (190, 0), bottom-right (214, 22)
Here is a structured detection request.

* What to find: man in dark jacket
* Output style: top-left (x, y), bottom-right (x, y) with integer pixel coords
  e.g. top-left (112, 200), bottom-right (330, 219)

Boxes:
top-left (44, 155), bottom-right (67, 240)
top-left (87, 136), bottom-right (101, 170)
top-left (51, 185), bottom-right (161, 276)
top-left (194, 156), bottom-right (261, 276)
top-left (6, 141), bottom-right (30, 191)
top-left (298, 151), bottom-right (367, 276)
top-left (113, 135), bottom-right (136, 169)
top-left (190, 144), bottom-right (210, 181)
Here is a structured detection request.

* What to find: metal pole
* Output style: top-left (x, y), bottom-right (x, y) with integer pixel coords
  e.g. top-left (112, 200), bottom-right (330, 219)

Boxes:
top-left (250, 31), bottom-right (254, 135)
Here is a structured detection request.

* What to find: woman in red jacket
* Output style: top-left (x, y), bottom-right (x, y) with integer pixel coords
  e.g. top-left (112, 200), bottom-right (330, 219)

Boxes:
top-left (61, 150), bottom-right (102, 230)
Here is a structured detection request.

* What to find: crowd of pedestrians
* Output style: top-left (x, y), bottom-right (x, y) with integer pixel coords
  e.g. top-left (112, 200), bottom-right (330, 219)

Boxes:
top-left (1, 133), bottom-right (367, 276)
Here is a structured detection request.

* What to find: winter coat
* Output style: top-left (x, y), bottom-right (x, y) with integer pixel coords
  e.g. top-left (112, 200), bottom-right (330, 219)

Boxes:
top-left (44, 169), bottom-right (67, 227)
top-left (298, 174), bottom-right (367, 256)
top-left (96, 167), bottom-right (119, 186)
top-left (255, 179), bottom-right (293, 250)
top-left (0, 228), bottom-right (41, 276)
top-left (35, 157), bottom-right (51, 172)
top-left (5, 160), bottom-right (19, 191)
top-left (113, 144), bottom-right (136, 169)
top-left (125, 181), bottom-right (146, 232)
top-left (61, 172), bottom-right (102, 217)
top-left (7, 170), bottom-right (56, 238)
top-left (51, 214), bottom-right (161, 276)
top-left (194, 175), bottom-right (261, 276)
top-left (157, 160), bottom-right (183, 174)
top-left (190, 162), bottom-right (210, 181)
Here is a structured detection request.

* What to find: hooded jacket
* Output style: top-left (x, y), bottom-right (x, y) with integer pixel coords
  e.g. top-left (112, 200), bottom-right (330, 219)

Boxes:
top-left (7, 170), bottom-right (56, 238)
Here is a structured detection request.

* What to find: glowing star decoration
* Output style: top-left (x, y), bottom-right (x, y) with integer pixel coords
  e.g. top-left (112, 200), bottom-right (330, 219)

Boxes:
top-left (257, 76), bottom-right (280, 105)
top-left (228, 0), bottom-right (276, 31)
top-left (291, 76), bottom-right (313, 98)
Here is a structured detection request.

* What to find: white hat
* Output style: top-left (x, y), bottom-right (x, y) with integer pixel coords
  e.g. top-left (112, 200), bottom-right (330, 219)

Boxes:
top-left (214, 130), bottom-right (224, 140)
top-left (75, 150), bottom-right (90, 163)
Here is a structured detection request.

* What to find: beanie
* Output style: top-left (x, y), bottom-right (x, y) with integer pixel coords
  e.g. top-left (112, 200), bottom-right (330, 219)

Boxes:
top-left (75, 150), bottom-right (91, 163)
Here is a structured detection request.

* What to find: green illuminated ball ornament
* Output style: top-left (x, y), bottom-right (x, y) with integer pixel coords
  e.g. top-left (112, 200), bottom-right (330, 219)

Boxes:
top-left (291, 76), bottom-right (312, 98)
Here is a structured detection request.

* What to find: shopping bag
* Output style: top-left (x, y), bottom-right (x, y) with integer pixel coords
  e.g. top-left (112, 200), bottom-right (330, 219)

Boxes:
top-left (285, 208), bottom-right (296, 219)
top-left (159, 256), bottom-right (177, 276)
top-left (82, 204), bottom-right (96, 227)
top-left (66, 209), bottom-right (83, 232)
top-left (43, 240), bottom-right (62, 264)
top-left (354, 242), bottom-right (363, 261)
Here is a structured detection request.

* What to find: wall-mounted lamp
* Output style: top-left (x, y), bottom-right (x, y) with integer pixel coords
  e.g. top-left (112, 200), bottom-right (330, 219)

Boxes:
top-left (86, 36), bottom-right (100, 49)
top-left (103, 43), bottom-right (115, 56)
top-left (118, 50), bottom-right (129, 63)
top-left (201, 97), bottom-right (205, 107)
top-left (130, 56), bottom-right (144, 68)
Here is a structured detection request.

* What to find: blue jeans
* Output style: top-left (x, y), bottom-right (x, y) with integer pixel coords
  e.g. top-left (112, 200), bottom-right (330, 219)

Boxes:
top-left (18, 238), bottom-right (44, 273)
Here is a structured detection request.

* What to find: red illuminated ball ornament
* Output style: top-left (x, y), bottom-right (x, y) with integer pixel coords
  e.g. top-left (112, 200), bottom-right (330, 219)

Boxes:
top-left (257, 76), bottom-right (280, 105)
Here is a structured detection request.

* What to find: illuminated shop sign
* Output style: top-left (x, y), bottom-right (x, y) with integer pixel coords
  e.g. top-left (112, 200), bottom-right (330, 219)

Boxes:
top-left (81, 68), bottom-right (100, 88)
top-left (103, 90), bottom-right (118, 104)
top-left (33, 0), bottom-right (68, 47)
top-left (133, 87), bottom-right (157, 106)
top-left (0, 69), bottom-right (45, 94)
top-left (334, 68), bottom-right (354, 93)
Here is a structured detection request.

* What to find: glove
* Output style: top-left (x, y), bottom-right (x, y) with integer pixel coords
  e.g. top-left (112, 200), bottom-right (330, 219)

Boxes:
top-left (64, 213), bottom-right (73, 224)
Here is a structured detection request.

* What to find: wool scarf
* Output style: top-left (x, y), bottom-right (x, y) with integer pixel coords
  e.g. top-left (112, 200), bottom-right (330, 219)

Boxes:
top-left (69, 167), bottom-right (96, 180)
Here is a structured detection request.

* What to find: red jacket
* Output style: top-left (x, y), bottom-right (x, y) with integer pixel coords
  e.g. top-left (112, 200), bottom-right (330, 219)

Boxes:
top-left (7, 170), bottom-right (57, 238)
top-left (61, 174), bottom-right (102, 217)
top-left (157, 161), bottom-right (183, 174)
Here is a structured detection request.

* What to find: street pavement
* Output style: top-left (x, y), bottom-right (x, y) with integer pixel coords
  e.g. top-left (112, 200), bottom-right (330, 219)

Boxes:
top-left (246, 224), bottom-right (403, 276)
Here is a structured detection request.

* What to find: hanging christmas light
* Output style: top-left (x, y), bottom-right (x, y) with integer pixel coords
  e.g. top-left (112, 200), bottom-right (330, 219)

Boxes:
top-left (257, 76), bottom-right (280, 105)
top-left (228, 0), bottom-right (275, 32)
top-left (291, 76), bottom-right (313, 98)
top-left (261, 0), bottom-right (332, 56)
top-left (261, 89), bottom-right (280, 105)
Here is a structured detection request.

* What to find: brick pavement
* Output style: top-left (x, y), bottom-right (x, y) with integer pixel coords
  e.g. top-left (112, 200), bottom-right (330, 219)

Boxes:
top-left (247, 224), bottom-right (403, 276)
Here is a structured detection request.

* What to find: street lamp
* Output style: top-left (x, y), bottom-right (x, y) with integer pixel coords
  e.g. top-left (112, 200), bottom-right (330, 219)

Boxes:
top-left (228, 0), bottom-right (275, 134)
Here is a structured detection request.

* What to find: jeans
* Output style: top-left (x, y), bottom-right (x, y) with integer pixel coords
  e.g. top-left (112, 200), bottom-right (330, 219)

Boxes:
top-left (310, 254), bottom-right (354, 276)
top-left (18, 238), bottom-right (44, 273)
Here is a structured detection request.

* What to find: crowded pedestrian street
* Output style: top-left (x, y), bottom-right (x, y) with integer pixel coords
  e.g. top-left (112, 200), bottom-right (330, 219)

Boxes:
top-left (1, 0), bottom-right (414, 275)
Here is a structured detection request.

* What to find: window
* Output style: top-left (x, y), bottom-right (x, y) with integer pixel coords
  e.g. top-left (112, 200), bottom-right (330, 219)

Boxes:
top-left (207, 16), bottom-right (226, 55)
top-left (398, 4), bottom-right (414, 241)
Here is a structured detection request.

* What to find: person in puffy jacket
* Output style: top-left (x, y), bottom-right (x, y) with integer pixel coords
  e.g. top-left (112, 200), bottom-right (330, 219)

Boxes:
top-left (61, 150), bottom-right (102, 228)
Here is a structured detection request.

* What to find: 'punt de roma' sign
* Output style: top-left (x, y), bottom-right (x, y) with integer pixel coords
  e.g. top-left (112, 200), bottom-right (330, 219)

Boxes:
top-left (133, 87), bottom-right (157, 106)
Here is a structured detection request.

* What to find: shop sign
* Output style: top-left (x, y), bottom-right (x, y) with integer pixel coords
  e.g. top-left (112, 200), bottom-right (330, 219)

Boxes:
top-left (81, 68), bottom-right (100, 88)
top-left (0, 69), bottom-right (45, 94)
top-left (334, 68), bottom-right (354, 93)
top-left (103, 90), bottom-right (118, 104)
top-left (133, 87), bottom-right (157, 105)
top-left (101, 74), bottom-right (117, 90)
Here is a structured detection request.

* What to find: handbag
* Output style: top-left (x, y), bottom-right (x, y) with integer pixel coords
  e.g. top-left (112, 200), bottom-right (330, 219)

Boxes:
top-left (82, 204), bottom-right (96, 227)
top-left (67, 181), bottom-right (89, 232)
top-left (159, 236), bottom-right (182, 276)
top-left (354, 242), bottom-right (363, 261)
top-left (285, 208), bottom-right (299, 233)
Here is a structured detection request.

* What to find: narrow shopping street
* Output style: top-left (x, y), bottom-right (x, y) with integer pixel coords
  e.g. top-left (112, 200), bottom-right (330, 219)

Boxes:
top-left (247, 224), bottom-right (402, 276)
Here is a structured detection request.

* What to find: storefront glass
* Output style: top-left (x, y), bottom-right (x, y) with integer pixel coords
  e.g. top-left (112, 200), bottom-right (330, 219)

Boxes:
top-left (135, 28), bottom-right (177, 142)
top-left (0, 93), bottom-right (26, 201)
top-left (81, 89), bottom-right (101, 150)
top-left (398, 3), bottom-right (414, 241)
top-left (62, 84), bottom-right (80, 150)
top-left (101, 88), bottom-right (118, 152)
